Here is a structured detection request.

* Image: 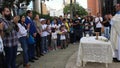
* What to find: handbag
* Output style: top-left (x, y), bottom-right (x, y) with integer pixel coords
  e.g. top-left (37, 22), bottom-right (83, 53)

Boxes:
top-left (27, 34), bottom-right (35, 45)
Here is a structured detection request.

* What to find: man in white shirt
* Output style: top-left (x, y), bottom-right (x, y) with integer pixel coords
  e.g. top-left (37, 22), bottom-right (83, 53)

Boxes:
top-left (94, 13), bottom-right (103, 35)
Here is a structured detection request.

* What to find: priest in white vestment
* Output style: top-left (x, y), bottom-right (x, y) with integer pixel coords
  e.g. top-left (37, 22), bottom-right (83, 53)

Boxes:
top-left (110, 4), bottom-right (120, 61)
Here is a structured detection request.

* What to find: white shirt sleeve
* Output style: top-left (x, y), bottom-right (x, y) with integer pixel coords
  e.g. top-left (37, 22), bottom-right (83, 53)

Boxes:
top-left (0, 36), bottom-right (3, 52)
top-left (18, 23), bottom-right (27, 36)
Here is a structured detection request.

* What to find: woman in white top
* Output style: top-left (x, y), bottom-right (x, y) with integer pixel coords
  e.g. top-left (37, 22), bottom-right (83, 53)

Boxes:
top-left (17, 15), bottom-right (30, 67)
top-left (94, 13), bottom-right (103, 36)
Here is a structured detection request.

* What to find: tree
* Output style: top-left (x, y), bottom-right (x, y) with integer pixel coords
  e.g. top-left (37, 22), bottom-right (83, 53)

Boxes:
top-left (2, 0), bottom-right (33, 7)
top-left (63, 3), bottom-right (88, 16)
top-left (2, 0), bottom-right (33, 16)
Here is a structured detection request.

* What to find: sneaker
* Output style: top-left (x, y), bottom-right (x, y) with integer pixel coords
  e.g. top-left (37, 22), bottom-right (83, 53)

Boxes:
top-left (40, 54), bottom-right (44, 56)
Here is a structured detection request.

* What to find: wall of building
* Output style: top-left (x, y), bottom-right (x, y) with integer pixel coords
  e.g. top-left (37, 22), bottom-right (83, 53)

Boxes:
top-left (42, 3), bottom-right (48, 15)
top-left (87, 0), bottom-right (100, 16)
top-left (65, 0), bottom-right (74, 5)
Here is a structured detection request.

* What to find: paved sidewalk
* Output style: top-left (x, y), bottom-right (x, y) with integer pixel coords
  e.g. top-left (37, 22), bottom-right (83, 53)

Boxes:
top-left (19, 42), bottom-right (120, 68)
top-left (19, 43), bottom-right (79, 68)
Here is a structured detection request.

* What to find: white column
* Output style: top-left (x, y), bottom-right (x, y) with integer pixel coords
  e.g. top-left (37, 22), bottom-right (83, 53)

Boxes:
top-left (33, 0), bottom-right (41, 13)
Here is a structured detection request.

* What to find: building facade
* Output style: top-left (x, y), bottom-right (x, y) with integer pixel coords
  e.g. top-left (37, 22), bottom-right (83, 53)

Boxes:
top-left (63, 0), bottom-right (75, 6)
top-left (87, 0), bottom-right (120, 16)
top-left (87, 0), bottom-right (101, 16)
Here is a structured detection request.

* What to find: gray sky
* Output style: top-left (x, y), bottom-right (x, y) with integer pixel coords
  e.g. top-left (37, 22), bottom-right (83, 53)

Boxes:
top-left (28, 0), bottom-right (87, 10)
top-left (45, 0), bottom-right (87, 10)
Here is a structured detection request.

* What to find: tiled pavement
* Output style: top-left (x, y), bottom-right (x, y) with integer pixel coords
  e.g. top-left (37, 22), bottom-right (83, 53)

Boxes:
top-left (18, 43), bottom-right (79, 68)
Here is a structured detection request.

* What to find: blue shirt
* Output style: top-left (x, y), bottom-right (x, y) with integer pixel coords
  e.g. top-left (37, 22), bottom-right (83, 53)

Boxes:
top-left (116, 11), bottom-right (120, 14)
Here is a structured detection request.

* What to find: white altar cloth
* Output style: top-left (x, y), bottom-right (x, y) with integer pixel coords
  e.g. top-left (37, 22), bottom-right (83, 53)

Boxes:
top-left (76, 36), bottom-right (113, 67)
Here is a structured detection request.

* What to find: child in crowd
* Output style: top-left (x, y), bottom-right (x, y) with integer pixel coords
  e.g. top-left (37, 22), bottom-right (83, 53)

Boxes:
top-left (59, 25), bottom-right (67, 49)
top-left (51, 28), bottom-right (57, 51)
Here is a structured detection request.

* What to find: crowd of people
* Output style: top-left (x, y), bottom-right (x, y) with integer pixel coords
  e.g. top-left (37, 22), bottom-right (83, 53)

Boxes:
top-left (0, 4), bottom-right (120, 68)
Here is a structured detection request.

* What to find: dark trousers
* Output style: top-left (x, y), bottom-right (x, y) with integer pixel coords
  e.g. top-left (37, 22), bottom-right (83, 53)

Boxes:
top-left (74, 29), bottom-right (83, 42)
top-left (47, 35), bottom-right (51, 48)
top-left (28, 44), bottom-right (35, 59)
top-left (35, 33), bottom-right (42, 56)
top-left (70, 33), bottom-right (74, 43)
top-left (57, 34), bottom-right (61, 46)
top-left (61, 40), bottom-right (66, 49)
top-left (4, 46), bottom-right (17, 68)
top-left (0, 52), bottom-right (4, 68)
top-left (19, 36), bottom-right (29, 64)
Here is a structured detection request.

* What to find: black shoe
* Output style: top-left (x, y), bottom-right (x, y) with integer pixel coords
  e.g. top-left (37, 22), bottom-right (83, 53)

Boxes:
top-left (36, 54), bottom-right (41, 57)
top-left (29, 59), bottom-right (34, 62)
top-left (32, 57), bottom-right (38, 60)
top-left (113, 58), bottom-right (120, 62)
top-left (40, 54), bottom-right (44, 56)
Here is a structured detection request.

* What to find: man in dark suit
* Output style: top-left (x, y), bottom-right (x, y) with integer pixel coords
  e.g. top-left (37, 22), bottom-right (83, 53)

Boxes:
top-left (25, 10), bottom-right (38, 62)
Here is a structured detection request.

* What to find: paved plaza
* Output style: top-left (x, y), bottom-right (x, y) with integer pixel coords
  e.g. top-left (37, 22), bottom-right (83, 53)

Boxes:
top-left (16, 43), bottom-right (120, 68)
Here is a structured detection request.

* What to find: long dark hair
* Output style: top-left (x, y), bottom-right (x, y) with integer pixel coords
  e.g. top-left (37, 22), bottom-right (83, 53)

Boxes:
top-left (18, 15), bottom-right (27, 29)
top-left (53, 18), bottom-right (58, 25)
top-left (46, 18), bottom-right (51, 25)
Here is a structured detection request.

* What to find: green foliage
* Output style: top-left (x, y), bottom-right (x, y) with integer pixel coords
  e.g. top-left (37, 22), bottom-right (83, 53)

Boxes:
top-left (63, 3), bottom-right (88, 16)
top-left (2, 0), bottom-right (32, 8)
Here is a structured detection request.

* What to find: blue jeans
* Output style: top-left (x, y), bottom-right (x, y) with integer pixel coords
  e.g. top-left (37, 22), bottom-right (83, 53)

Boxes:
top-left (104, 27), bottom-right (110, 39)
top-left (84, 30), bottom-right (93, 36)
top-left (4, 46), bottom-right (17, 68)
top-left (19, 36), bottom-right (29, 64)
top-left (41, 36), bottom-right (48, 53)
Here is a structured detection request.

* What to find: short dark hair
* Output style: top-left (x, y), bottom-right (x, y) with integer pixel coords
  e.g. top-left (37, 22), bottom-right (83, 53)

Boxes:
top-left (26, 10), bottom-right (32, 15)
top-left (62, 18), bottom-right (66, 21)
top-left (0, 7), bottom-right (10, 14)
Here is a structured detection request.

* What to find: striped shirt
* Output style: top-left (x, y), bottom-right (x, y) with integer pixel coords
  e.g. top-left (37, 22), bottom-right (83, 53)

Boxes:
top-left (0, 18), bottom-right (18, 47)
